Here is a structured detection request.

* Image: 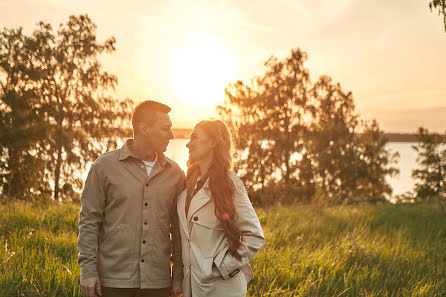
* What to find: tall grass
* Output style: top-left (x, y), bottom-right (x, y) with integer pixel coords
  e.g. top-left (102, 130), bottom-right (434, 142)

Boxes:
top-left (1, 202), bottom-right (446, 296)
top-left (0, 203), bottom-right (81, 296)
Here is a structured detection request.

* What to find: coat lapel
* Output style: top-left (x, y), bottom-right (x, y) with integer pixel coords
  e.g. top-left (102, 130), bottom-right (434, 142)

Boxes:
top-left (119, 160), bottom-right (146, 183)
top-left (147, 161), bottom-right (163, 181)
top-left (147, 153), bottom-right (171, 181)
top-left (186, 187), bottom-right (211, 224)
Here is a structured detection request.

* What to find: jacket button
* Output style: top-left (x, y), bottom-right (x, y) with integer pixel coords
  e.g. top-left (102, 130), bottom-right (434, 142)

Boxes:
top-left (193, 216), bottom-right (198, 221)
top-left (146, 183), bottom-right (148, 187)
top-left (145, 203), bottom-right (148, 206)
top-left (141, 259), bottom-right (144, 262)
top-left (143, 240), bottom-right (146, 244)
top-left (144, 222), bottom-right (148, 225)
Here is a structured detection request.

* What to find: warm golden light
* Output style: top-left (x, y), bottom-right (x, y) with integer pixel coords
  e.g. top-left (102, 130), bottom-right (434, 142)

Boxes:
top-left (171, 36), bottom-right (236, 107)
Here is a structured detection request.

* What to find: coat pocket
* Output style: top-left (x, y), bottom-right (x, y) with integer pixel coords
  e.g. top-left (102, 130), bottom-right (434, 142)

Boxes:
top-left (98, 224), bottom-right (135, 279)
top-left (198, 257), bottom-right (221, 284)
top-left (191, 215), bottom-right (225, 258)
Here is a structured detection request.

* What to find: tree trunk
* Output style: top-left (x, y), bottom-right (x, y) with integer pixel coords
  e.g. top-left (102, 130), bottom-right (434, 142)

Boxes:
top-left (53, 122), bottom-right (63, 201)
top-left (53, 143), bottom-right (63, 201)
top-left (283, 151), bottom-right (290, 184)
top-left (437, 160), bottom-right (442, 196)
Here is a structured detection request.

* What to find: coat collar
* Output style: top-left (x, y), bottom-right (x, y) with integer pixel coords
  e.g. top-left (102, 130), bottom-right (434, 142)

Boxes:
top-left (202, 177), bottom-right (210, 189)
top-left (186, 187), bottom-right (211, 223)
top-left (118, 139), bottom-right (172, 168)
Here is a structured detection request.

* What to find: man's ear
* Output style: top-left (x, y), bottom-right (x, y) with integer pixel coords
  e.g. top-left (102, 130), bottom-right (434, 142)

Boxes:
top-left (139, 122), bottom-right (149, 136)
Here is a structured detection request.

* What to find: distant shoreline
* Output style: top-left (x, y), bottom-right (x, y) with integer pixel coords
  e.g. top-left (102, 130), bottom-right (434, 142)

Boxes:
top-left (172, 128), bottom-right (192, 139)
top-left (173, 129), bottom-right (435, 142)
top-left (383, 133), bottom-right (418, 143)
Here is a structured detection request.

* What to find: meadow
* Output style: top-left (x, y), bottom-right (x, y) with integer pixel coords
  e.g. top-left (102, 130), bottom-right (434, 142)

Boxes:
top-left (1, 202), bottom-right (446, 297)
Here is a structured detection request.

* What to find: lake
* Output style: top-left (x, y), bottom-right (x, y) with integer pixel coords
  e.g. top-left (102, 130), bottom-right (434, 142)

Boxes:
top-left (82, 140), bottom-right (419, 198)
top-left (165, 140), bottom-right (419, 197)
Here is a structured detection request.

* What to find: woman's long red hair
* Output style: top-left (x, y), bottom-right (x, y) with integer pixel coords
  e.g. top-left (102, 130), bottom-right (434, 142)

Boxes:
top-left (186, 120), bottom-right (242, 260)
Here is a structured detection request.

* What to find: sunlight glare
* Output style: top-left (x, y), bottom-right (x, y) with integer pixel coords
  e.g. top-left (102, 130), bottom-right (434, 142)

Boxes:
top-left (171, 37), bottom-right (236, 107)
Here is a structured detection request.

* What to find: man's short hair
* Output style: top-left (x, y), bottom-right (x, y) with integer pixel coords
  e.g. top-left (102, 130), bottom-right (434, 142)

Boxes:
top-left (132, 100), bottom-right (171, 134)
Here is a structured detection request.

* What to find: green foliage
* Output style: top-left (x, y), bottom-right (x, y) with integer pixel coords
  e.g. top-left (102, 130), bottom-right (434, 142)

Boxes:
top-left (429, 0), bottom-right (446, 31)
top-left (219, 48), bottom-right (398, 205)
top-left (0, 27), bottom-right (51, 200)
top-left (412, 127), bottom-right (446, 199)
top-left (0, 15), bottom-right (134, 202)
top-left (2, 202), bottom-right (446, 296)
top-left (355, 120), bottom-right (399, 198)
top-left (220, 48), bottom-right (314, 190)
top-left (309, 76), bottom-right (359, 202)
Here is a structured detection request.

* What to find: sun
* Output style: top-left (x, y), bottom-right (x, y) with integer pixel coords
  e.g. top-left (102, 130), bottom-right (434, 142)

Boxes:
top-left (171, 37), bottom-right (236, 107)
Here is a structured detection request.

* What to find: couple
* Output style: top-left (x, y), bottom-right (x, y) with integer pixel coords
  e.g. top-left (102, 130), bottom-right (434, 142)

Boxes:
top-left (77, 100), bottom-right (265, 297)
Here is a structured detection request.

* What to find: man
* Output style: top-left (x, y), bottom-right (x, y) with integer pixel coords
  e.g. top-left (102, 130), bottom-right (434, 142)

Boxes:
top-left (77, 100), bottom-right (183, 297)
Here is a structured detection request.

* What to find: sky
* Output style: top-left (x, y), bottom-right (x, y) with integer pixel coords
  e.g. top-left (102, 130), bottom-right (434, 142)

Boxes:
top-left (1, 0), bottom-right (445, 132)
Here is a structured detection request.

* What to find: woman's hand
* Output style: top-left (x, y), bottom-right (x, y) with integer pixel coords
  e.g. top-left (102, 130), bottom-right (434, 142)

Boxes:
top-left (212, 263), bottom-right (222, 277)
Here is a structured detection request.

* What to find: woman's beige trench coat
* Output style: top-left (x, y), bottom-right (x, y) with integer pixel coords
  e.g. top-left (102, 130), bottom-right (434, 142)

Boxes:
top-left (177, 172), bottom-right (265, 297)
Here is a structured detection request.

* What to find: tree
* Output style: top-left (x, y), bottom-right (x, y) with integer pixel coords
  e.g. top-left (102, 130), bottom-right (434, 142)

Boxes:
top-left (219, 47), bottom-right (399, 205)
top-left (356, 119), bottom-right (399, 199)
top-left (219, 48), bottom-right (314, 194)
top-left (218, 80), bottom-right (275, 190)
top-left (37, 15), bottom-right (135, 201)
top-left (309, 76), bottom-right (359, 202)
top-left (429, 0), bottom-right (446, 31)
top-left (309, 77), bottom-right (398, 203)
top-left (0, 15), bottom-right (134, 202)
top-left (0, 27), bottom-right (51, 200)
top-left (412, 127), bottom-right (446, 199)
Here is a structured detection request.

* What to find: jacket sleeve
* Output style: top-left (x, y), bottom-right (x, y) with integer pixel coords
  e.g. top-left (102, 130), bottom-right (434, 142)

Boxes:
top-left (171, 170), bottom-right (185, 282)
top-left (214, 175), bottom-right (265, 280)
top-left (77, 161), bottom-right (106, 279)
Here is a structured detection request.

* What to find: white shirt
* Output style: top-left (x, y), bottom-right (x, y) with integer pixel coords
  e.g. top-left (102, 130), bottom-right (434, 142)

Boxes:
top-left (142, 154), bottom-right (158, 177)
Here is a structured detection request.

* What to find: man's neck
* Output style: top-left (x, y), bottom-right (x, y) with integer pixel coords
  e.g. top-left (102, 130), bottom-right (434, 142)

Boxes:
top-left (129, 138), bottom-right (157, 162)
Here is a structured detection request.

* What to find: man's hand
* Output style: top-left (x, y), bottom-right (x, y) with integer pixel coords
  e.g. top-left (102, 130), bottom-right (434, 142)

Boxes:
top-left (171, 280), bottom-right (182, 297)
top-left (80, 276), bottom-right (101, 297)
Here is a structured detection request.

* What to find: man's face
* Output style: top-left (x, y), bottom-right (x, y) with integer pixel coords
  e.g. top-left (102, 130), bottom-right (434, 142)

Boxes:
top-left (142, 112), bottom-right (174, 152)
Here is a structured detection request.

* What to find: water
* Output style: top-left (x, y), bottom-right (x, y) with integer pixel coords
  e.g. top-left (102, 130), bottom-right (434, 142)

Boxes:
top-left (385, 142), bottom-right (418, 196)
top-left (165, 139), bottom-right (189, 172)
top-left (164, 140), bottom-right (419, 197)
top-left (81, 140), bottom-right (419, 198)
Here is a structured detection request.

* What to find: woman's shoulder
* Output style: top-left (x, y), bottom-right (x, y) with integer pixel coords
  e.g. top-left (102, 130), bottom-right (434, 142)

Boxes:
top-left (229, 171), bottom-right (248, 196)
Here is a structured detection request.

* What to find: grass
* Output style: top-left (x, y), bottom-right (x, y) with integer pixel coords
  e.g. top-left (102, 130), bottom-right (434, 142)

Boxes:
top-left (1, 202), bottom-right (446, 296)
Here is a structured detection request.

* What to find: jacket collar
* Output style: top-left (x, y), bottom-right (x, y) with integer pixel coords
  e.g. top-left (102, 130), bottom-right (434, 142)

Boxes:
top-left (202, 177), bottom-right (210, 189)
top-left (118, 139), bottom-right (172, 168)
top-left (186, 187), bottom-right (211, 223)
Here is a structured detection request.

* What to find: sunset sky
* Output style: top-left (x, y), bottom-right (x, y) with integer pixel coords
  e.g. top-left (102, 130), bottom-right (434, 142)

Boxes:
top-left (1, 0), bottom-right (445, 132)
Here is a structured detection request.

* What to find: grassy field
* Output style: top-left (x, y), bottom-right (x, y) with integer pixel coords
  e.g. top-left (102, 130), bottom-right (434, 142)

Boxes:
top-left (1, 202), bottom-right (446, 296)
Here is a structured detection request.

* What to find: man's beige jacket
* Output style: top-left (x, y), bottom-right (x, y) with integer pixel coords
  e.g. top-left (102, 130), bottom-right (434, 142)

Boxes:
top-left (77, 140), bottom-right (184, 288)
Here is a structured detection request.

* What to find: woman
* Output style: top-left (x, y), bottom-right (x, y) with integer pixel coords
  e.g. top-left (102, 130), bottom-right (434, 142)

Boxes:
top-left (177, 120), bottom-right (265, 297)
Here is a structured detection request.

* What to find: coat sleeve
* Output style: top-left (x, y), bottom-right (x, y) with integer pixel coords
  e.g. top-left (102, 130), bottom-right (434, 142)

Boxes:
top-left (170, 170), bottom-right (185, 282)
top-left (77, 161), bottom-right (106, 279)
top-left (214, 174), bottom-right (265, 280)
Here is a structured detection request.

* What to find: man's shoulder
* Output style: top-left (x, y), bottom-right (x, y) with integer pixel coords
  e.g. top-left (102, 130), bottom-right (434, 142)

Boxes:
top-left (92, 148), bottom-right (120, 168)
top-left (165, 156), bottom-right (184, 175)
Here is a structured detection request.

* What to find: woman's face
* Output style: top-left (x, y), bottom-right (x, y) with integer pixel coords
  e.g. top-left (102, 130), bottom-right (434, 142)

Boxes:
top-left (186, 126), bottom-right (214, 162)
